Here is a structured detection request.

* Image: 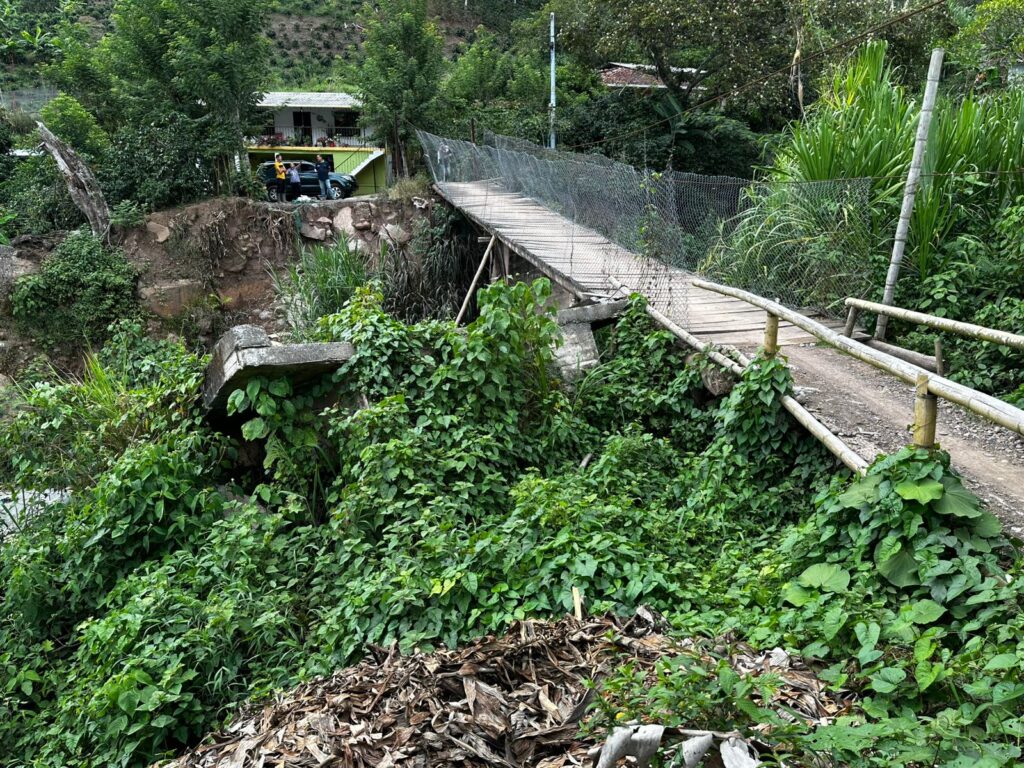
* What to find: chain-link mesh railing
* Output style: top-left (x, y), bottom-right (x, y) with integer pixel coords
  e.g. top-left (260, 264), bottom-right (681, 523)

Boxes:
top-left (418, 129), bottom-right (874, 327)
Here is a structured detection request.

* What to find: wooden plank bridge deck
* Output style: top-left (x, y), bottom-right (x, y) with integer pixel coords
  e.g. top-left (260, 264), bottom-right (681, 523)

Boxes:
top-left (436, 179), bottom-right (1024, 537)
top-left (436, 181), bottom-right (834, 347)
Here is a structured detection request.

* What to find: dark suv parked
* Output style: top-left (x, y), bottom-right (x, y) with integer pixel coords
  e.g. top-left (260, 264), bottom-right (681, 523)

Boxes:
top-left (256, 161), bottom-right (357, 201)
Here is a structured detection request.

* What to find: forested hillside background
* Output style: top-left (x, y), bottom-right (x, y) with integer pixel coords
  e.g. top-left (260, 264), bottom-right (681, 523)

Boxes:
top-left (3, 0), bottom-right (1015, 176)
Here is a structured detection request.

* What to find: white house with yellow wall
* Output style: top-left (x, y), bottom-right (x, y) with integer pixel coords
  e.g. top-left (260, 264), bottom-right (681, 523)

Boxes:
top-left (246, 91), bottom-right (387, 196)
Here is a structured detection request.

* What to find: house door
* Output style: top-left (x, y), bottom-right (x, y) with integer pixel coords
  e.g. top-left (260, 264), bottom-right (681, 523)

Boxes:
top-left (292, 111), bottom-right (312, 145)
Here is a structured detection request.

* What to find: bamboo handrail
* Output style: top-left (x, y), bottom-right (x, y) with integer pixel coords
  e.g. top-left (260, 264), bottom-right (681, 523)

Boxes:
top-left (609, 278), bottom-right (870, 475)
top-left (845, 297), bottom-right (1024, 351)
top-left (694, 279), bottom-right (1024, 437)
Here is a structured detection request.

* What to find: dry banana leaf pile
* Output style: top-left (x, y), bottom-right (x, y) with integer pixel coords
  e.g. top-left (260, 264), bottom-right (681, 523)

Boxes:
top-left (159, 611), bottom-right (854, 768)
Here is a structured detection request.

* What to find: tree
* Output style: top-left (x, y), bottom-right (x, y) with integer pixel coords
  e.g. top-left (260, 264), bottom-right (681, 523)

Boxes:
top-left (545, 0), bottom-right (953, 123)
top-left (952, 0), bottom-right (1024, 87)
top-left (39, 93), bottom-right (110, 160)
top-left (359, 0), bottom-right (445, 176)
top-left (50, 0), bottom-right (269, 197)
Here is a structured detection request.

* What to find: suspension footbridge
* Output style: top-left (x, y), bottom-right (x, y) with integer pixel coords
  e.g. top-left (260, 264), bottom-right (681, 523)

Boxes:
top-left (420, 131), bottom-right (1024, 535)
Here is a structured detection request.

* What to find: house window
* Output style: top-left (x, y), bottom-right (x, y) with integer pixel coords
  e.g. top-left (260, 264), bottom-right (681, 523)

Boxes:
top-left (292, 111), bottom-right (312, 144)
top-left (333, 110), bottom-right (359, 133)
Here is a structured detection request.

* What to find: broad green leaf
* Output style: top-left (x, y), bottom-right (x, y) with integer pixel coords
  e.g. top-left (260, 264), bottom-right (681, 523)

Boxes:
top-left (983, 653), bottom-right (1019, 672)
top-left (895, 479), bottom-right (944, 504)
top-left (117, 690), bottom-right (139, 716)
top-left (915, 660), bottom-right (943, 691)
top-left (797, 563), bottom-right (851, 593)
top-left (971, 511), bottom-right (1002, 537)
top-left (241, 417), bottom-right (269, 441)
top-left (854, 621), bottom-right (880, 650)
top-left (906, 599), bottom-right (945, 625)
top-left (835, 474), bottom-right (882, 509)
top-left (875, 543), bottom-right (920, 587)
top-left (933, 476), bottom-right (983, 518)
top-left (783, 583), bottom-right (812, 607)
top-left (869, 666), bottom-right (907, 694)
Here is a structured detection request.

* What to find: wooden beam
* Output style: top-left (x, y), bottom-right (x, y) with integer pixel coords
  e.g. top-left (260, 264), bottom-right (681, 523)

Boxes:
top-left (913, 373), bottom-right (938, 449)
top-left (456, 235), bottom-right (496, 325)
top-left (695, 279), bottom-right (1024, 437)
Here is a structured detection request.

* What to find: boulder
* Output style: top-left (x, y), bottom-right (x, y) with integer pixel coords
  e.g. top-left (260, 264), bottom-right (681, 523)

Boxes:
top-left (300, 223), bottom-right (328, 241)
top-left (146, 221), bottom-right (172, 243)
top-left (219, 250), bottom-right (249, 274)
top-left (348, 237), bottom-right (369, 255)
top-left (332, 207), bottom-right (354, 235)
top-left (140, 278), bottom-right (207, 319)
top-left (352, 203), bottom-right (373, 231)
top-left (381, 223), bottom-right (411, 246)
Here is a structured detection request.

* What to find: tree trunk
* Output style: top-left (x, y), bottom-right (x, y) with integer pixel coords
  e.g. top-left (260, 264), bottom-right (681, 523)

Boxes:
top-left (36, 121), bottom-right (111, 242)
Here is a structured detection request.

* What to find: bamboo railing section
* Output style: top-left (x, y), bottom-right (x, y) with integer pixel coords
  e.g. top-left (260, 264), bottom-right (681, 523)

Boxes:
top-left (845, 297), bottom-right (1024, 351)
top-left (609, 278), bottom-right (870, 475)
top-left (693, 279), bottom-right (1024, 438)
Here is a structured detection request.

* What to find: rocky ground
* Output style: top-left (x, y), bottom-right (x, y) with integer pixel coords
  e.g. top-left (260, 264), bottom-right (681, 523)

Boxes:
top-left (0, 193), bottom-right (431, 379)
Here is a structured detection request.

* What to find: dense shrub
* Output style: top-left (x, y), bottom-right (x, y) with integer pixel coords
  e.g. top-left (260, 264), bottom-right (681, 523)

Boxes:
top-left (38, 94), bottom-right (111, 160)
top-left (10, 232), bottom-right (138, 350)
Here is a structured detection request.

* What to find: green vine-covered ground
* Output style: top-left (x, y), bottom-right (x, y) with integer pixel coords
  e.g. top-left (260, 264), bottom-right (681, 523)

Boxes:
top-left (1, 282), bottom-right (1023, 767)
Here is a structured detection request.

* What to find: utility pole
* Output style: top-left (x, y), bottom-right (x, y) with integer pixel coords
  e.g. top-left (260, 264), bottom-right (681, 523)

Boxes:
top-left (548, 12), bottom-right (556, 150)
top-left (875, 48), bottom-right (944, 340)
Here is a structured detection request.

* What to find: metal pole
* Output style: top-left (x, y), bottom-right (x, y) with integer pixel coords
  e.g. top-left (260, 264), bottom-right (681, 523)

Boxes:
top-left (875, 48), bottom-right (944, 341)
top-left (548, 12), bottom-right (556, 150)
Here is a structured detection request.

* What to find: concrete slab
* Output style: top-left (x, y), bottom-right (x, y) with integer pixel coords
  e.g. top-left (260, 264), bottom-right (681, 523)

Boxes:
top-left (202, 325), bottom-right (355, 412)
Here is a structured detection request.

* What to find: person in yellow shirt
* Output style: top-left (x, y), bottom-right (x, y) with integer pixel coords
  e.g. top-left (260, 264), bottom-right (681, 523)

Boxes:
top-left (273, 153), bottom-right (287, 201)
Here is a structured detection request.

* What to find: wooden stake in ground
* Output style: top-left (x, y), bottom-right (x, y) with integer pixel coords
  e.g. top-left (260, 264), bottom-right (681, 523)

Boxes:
top-left (36, 121), bottom-right (111, 242)
top-left (913, 373), bottom-right (938, 448)
top-left (456, 235), bottom-right (497, 325)
top-left (875, 48), bottom-right (944, 341)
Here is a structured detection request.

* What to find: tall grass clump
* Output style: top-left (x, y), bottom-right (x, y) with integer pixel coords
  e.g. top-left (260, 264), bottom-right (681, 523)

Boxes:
top-left (274, 239), bottom-right (367, 339)
top-left (705, 41), bottom-right (1024, 314)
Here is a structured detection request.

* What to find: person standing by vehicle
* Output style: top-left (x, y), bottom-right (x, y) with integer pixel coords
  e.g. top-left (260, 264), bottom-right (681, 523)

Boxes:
top-left (315, 154), bottom-right (332, 200)
top-left (287, 163), bottom-right (302, 201)
top-left (274, 154), bottom-right (287, 201)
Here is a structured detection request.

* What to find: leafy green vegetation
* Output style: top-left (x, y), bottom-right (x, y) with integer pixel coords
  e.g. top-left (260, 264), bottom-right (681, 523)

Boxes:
top-left (2, 282), bottom-right (1024, 767)
top-left (10, 231), bottom-right (138, 351)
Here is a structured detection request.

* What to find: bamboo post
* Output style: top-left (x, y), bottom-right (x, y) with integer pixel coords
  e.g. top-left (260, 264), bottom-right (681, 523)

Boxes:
top-left (843, 305), bottom-right (860, 337)
top-left (934, 338), bottom-right (945, 377)
top-left (764, 313), bottom-right (780, 357)
top-left (456, 235), bottom-right (496, 325)
top-left (876, 48), bottom-right (945, 341)
top-left (913, 374), bottom-right (938, 448)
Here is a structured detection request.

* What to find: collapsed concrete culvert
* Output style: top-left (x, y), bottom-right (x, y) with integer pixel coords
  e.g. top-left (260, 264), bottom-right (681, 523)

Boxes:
top-left (159, 611), bottom-right (854, 768)
top-left (202, 324), bottom-right (354, 413)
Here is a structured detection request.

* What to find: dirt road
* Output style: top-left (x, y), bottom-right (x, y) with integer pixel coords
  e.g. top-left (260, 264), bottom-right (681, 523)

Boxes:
top-left (779, 345), bottom-right (1024, 539)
